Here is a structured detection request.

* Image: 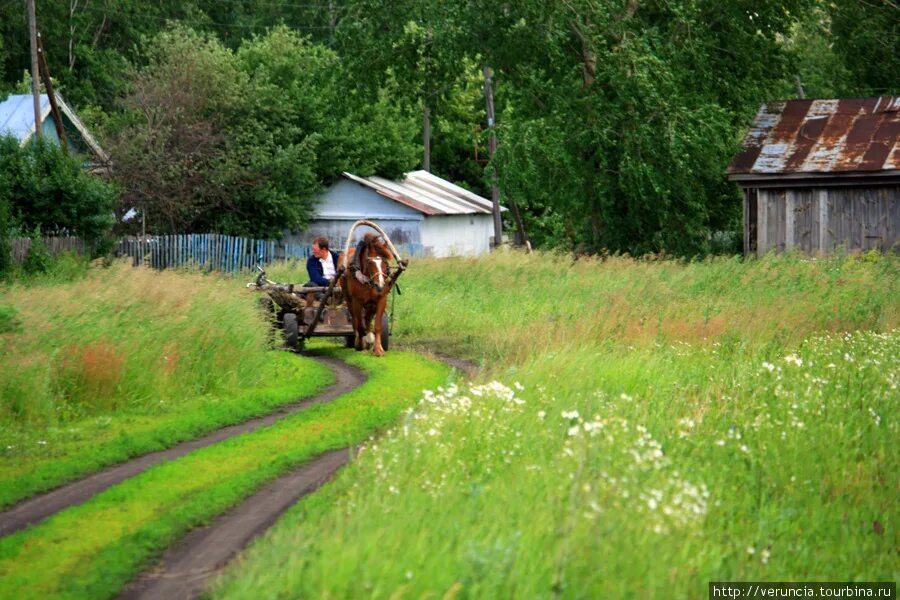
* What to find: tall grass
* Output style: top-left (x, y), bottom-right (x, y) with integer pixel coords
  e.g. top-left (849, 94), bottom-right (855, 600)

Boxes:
top-left (0, 261), bottom-right (334, 506)
top-left (211, 334), bottom-right (898, 599)
top-left (1, 261), bottom-right (273, 424)
top-left (267, 251), bottom-right (898, 363)
top-left (211, 251), bottom-right (899, 597)
top-left (395, 251), bottom-right (897, 362)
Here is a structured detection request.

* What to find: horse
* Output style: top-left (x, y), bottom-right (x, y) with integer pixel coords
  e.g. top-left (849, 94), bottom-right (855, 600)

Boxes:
top-left (339, 232), bottom-right (395, 356)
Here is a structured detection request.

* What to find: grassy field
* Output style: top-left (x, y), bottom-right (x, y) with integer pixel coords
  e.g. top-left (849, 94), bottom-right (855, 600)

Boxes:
top-left (0, 347), bottom-right (450, 600)
top-left (211, 251), bottom-right (899, 597)
top-left (0, 260), bottom-right (333, 506)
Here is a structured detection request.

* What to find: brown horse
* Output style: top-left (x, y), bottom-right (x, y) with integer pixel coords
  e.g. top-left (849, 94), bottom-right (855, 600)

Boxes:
top-left (339, 232), bottom-right (395, 356)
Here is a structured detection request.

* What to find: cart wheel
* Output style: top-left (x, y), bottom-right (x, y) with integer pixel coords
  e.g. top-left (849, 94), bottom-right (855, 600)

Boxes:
top-left (380, 313), bottom-right (390, 351)
top-left (344, 335), bottom-right (355, 348)
top-left (283, 313), bottom-right (299, 350)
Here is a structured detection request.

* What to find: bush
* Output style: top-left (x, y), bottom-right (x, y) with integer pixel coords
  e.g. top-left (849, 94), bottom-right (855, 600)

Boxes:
top-left (22, 227), bottom-right (51, 275)
top-left (0, 135), bottom-right (116, 245)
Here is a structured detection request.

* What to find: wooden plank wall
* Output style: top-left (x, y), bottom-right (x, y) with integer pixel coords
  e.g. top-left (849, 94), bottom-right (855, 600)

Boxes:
top-left (752, 185), bottom-right (899, 255)
top-left (10, 236), bottom-right (87, 263)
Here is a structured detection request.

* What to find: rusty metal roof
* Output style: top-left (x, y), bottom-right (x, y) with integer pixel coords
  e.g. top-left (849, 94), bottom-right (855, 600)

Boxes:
top-left (727, 97), bottom-right (900, 178)
top-left (343, 170), bottom-right (501, 215)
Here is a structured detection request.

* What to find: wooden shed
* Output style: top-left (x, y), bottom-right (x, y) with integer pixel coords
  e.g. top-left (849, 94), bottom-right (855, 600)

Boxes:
top-left (727, 97), bottom-right (899, 255)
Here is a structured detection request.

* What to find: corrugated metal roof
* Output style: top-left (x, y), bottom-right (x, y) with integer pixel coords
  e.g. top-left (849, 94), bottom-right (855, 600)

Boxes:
top-left (727, 97), bottom-right (900, 177)
top-left (343, 170), bottom-right (502, 215)
top-left (0, 93), bottom-right (50, 140)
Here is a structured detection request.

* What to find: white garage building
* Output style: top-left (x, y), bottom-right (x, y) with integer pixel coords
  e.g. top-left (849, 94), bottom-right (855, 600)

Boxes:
top-left (286, 170), bottom-right (503, 257)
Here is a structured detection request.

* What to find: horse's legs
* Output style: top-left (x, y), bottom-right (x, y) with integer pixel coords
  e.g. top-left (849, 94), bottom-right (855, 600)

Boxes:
top-left (358, 302), bottom-right (372, 351)
top-left (348, 298), bottom-right (364, 351)
top-left (371, 295), bottom-right (389, 357)
top-left (363, 304), bottom-right (376, 350)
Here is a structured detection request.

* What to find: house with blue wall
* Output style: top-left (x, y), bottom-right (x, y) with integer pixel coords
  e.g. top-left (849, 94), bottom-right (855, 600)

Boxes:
top-left (0, 93), bottom-right (108, 169)
top-left (285, 170), bottom-right (504, 257)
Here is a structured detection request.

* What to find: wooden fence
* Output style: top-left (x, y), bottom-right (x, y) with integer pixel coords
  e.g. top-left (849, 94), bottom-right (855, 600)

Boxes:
top-left (11, 236), bottom-right (88, 263)
top-left (9, 235), bottom-right (425, 272)
top-left (10, 234), bottom-right (310, 273)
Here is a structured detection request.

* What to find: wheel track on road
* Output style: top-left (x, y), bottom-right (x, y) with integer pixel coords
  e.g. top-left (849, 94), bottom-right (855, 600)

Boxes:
top-left (0, 354), bottom-right (365, 538)
top-left (117, 351), bottom-right (478, 600)
top-left (1, 350), bottom-right (477, 600)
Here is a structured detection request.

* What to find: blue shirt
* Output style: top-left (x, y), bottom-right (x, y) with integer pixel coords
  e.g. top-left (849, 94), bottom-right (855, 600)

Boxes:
top-left (306, 251), bottom-right (339, 286)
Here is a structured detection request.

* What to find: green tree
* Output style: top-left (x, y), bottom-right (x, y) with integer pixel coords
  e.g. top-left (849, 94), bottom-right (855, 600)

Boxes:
top-left (0, 135), bottom-right (116, 244)
top-left (109, 26), bottom-right (419, 237)
top-left (107, 27), bottom-right (250, 234)
top-left (0, 0), bottom-right (214, 109)
top-left (829, 0), bottom-right (900, 96)
top-left (460, 0), bottom-right (812, 255)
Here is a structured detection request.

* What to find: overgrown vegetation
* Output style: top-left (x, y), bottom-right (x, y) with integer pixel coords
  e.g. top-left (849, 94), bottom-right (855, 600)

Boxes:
top-left (0, 262), bottom-right (334, 507)
top-left (209, 251), bottom-right (898, 596)
top-left (0, 348), bottom-right (450, 600)
top-left (0, 193), bottom-right (10, 277)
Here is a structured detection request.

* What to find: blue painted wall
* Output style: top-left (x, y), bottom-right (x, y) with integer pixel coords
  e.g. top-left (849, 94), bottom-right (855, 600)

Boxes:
top-left (284, 179), bottom-right (425, 254)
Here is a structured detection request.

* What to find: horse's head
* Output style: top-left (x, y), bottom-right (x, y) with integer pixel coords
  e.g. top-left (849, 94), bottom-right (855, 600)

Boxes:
top-left (358, 232), bottom-right (392, 293)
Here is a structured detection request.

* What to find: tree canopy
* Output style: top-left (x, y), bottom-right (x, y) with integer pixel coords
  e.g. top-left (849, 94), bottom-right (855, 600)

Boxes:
top-left (0, 0), bottom-right (896, 253)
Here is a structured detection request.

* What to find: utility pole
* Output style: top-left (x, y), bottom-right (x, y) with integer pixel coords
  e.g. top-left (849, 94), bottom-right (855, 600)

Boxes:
top-left (27, 0), bottom-right (42, 139)
top-left (423, 103), bottom-right (431, 172)
top-left (482, 65), bottom-right (530, 251)
top-left (37, 32), bottom-right (67, 151)
top-left (482, 65), bottom-right (502, 247)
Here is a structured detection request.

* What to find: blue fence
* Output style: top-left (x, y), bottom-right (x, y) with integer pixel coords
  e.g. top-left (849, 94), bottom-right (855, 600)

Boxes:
top-left (116, 234), bottom-right (310, 273)
top-left (12, 234), bottom-right (424, 273)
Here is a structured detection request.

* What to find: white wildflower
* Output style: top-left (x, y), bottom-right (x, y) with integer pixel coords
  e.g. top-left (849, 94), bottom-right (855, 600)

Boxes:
top-left (784, 354), bottom-right (803, 367)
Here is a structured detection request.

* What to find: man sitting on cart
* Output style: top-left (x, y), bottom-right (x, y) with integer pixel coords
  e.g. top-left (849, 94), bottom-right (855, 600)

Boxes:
top-left (305, 236), bottom-right (340, 289)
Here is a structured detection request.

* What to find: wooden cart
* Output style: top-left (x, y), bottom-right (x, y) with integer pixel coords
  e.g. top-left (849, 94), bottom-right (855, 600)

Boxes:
top-left (247, 220), bottom-right (407, 351)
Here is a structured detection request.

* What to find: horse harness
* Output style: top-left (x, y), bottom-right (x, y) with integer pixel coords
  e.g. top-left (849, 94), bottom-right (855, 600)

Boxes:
top-left (349, 238), bottom-right (395, 290)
